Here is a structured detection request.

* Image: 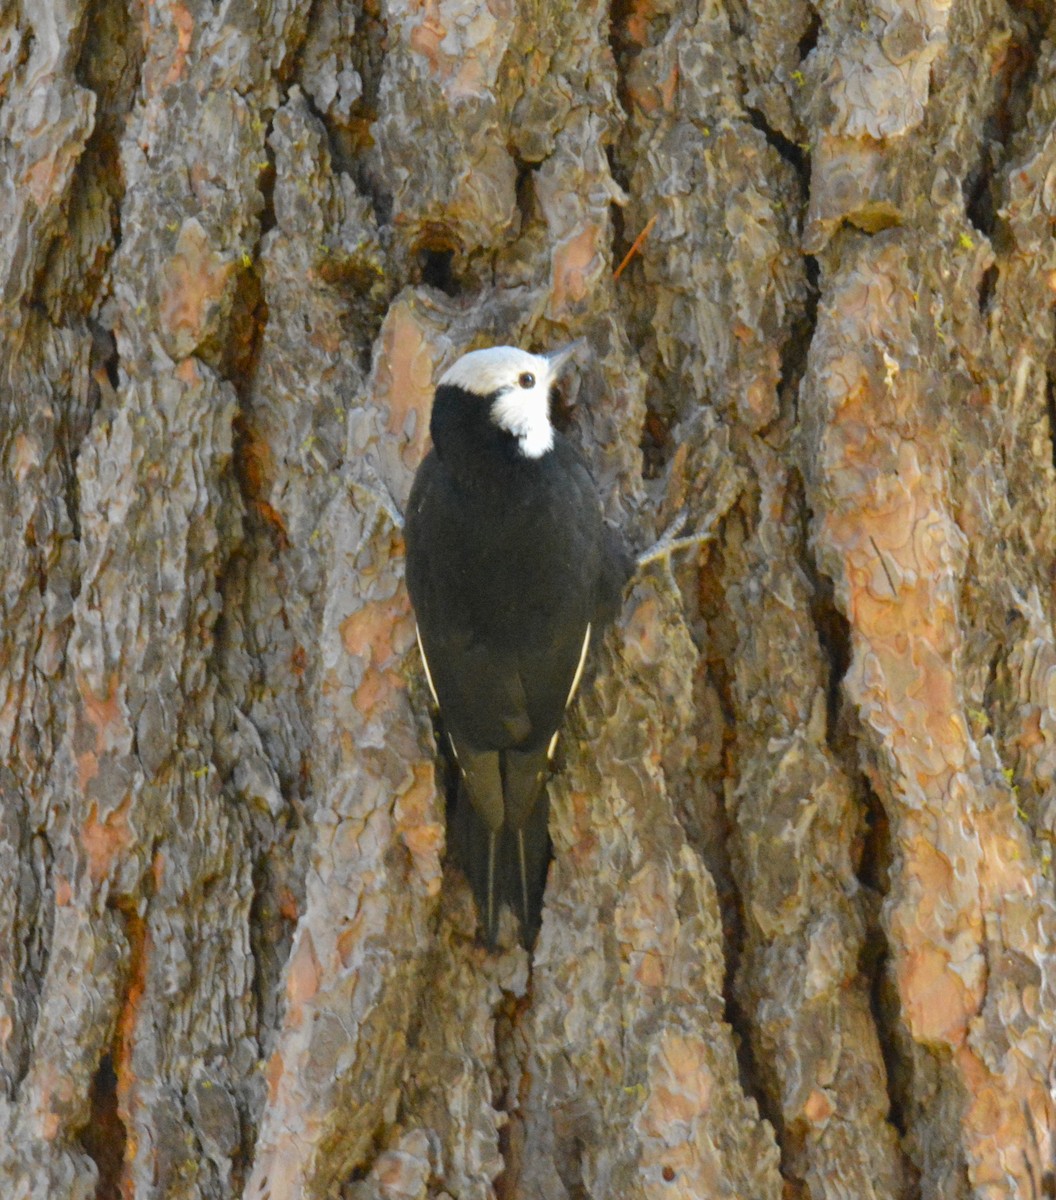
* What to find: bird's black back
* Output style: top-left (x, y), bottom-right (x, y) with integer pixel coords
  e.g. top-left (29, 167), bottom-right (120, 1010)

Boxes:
top-left (406, 408), bottom-right (613, 752)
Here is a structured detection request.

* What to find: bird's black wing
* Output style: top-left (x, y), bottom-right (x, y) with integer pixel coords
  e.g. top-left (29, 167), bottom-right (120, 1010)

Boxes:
top-left (405, 451), bottom-right (530, 825)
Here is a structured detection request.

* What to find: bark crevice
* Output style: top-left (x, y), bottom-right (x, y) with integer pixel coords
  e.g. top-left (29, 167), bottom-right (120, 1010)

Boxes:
top-left (1046, 369), bottom-right (1056, 472)
top-left (745, 107), bottom-right (811, 192)
top-left (797, 9), bottom-right (821, 62)
top-left (78, 1053), bottom-right (126, 1200)
top-left (963, 16), bottom-right (1042, 241)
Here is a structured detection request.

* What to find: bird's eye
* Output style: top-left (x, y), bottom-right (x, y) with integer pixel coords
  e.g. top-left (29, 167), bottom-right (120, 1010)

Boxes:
top-left (518, 372), bottom-right (535, 389)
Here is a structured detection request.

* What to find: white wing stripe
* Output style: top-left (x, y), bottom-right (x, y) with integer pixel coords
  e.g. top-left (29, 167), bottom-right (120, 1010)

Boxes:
top-left (564, 623), bottom-right (591, 710)
top-left (416, 624), bottom-right (440, 707)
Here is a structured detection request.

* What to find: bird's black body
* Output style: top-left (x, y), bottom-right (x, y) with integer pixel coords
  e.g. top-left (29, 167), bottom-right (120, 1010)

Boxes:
top-left (404, 348), bottom-right (629, 944)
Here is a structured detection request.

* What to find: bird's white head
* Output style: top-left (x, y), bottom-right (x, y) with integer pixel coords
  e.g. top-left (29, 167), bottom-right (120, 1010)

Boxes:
top-left (438, 343), bottom-right (582, 459)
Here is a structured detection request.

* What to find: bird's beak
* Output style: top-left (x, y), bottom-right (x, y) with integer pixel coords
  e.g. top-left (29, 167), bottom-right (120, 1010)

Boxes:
top-left (543, 339), bottom-right (587, 377)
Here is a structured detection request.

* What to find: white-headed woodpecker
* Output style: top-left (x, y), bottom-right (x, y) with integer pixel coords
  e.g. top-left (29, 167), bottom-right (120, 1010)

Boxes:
top-left (404, 343), bottom-right (631, 944)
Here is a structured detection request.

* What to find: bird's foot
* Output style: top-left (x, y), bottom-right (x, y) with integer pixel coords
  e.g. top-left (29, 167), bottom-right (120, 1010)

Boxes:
top-left (636, 508), bottom-right (715, 573)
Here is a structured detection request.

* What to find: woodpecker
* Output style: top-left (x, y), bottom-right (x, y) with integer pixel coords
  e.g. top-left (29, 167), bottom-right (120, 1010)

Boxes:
top-left (404, 343), bottom-right (631, 945)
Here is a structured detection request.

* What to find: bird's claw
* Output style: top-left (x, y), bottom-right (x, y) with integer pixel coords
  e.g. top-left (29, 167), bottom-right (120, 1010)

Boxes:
top-left (636, 508), bottom-right (713, 572)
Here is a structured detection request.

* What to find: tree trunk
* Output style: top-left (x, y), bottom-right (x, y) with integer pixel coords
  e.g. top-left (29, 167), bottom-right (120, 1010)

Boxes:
top-left (2, 0), bottom-right (1055, 1196)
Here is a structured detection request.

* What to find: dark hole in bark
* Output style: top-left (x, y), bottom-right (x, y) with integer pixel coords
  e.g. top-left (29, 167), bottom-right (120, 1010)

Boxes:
top-left (97, 328), bottom-right (119, 390)
top-left (512, 157), bottom-right (542, 229)
top-left (963, 165), bottom-right (996, 239)
top-left (80, 1053), bottom-right (127, 1200)
top-left (855, 772), bottom-right (891, 896)
top-left (797, 9), bottom-right (821, 60)
top-left (746, 108), bottom-right (809, 190)
top-left (977, 263), bottom-right (998, 314)
top-left (548, 377), bottom-right (576, 436)
top-left (1046, 374), bottom-right (1056, 472)
top-left (804, 252), bottom-right (820, 294)
top-left (610, 196), bottom-right (627, 276)
top-left (220, 259), bottom-right (268, 400)
top-left (964, 32), bottom-right (1039, 240)
top-left (639, 407), bottom-right (671, 479)
top-left (418, 247), bottom-right (460, 296)
top-left (810, 570), bottom-right (852, 743)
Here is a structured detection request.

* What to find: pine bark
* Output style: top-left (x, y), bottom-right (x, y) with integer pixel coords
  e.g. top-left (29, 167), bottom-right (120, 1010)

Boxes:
top-left (2, 0), bottom-right (1055, 1197)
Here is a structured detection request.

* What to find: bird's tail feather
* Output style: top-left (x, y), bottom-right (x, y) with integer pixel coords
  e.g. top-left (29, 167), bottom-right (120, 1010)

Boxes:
top-left (449, 775), bottom-right (551, 946)
top-left (508, 792), bottom-right (550, 942)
